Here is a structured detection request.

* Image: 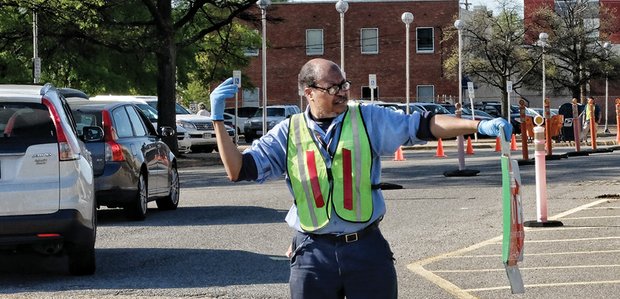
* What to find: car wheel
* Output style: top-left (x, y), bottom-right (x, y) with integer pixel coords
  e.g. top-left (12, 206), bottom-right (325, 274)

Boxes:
top-left (126, 172), bottom-right (148, 220)
top-left (156, 165), bottom-right (179, 210)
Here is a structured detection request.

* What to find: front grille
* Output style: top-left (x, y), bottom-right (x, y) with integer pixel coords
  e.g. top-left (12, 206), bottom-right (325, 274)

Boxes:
top-left (194, 122), bottom-right (213, 130)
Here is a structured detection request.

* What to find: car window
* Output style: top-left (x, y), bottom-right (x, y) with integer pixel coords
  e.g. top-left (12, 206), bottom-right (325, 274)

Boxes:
top-left (125, 106), bottom-right (147, 137)
top-left (175, 103), bottom-right (191, 115)
top-left (0, 103), bottom-right (56, 148)
top-left (268, 108), bottom-right (285, 117)
top-left (136, 103), bottom-right (158, 122)
top-left (74, 111), bottom-right (99, 135)
top-left (112, 106), bottom-right (134, 138)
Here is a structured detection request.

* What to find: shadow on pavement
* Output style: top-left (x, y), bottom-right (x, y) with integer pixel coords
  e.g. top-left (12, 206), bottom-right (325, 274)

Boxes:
top-left (0, 247), bottom-right (289, 290)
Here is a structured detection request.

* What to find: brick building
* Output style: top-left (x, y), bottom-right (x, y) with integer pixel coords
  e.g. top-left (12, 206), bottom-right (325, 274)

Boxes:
top-left (237, 0), bottom-right (460, 108)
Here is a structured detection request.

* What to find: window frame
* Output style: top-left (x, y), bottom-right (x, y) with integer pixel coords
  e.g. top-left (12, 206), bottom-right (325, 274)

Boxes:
top-left (416, 85), bottom-right (435, 102)
top-left (360, 28), bottom-right (379, 54)
top-left (306, 29), bottom-right (324, 56)
top-left (416, 27), bottom-right (435, 53)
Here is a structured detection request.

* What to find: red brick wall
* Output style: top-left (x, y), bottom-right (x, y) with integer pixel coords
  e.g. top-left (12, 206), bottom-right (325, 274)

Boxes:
top-left (240, 0), bottom-right (459, 107)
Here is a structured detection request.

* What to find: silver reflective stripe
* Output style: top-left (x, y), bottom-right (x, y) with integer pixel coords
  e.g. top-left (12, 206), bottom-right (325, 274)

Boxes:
top-left (292, 115), bottom-right (319, 228)
top-left (349, 107), bottom-right (363, 221)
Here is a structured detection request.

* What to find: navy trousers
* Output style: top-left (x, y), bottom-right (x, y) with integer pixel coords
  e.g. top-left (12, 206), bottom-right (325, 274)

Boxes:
top-left (289, 225), bottom-right (397, 299)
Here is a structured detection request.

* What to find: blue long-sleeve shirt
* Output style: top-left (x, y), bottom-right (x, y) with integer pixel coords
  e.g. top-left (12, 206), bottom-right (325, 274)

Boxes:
top-left (243, 103), bottom-right (427, 234)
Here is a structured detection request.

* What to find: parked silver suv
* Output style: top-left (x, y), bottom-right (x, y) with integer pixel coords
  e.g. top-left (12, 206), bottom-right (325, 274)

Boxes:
top-left (0, 84), bottom-right (102, 275)
top-left (243, 105), bottom-right (301, 143)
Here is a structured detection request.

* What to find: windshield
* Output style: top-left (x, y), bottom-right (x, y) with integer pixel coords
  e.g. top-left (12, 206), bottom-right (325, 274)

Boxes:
top-left (136, 103), bottom-right (158, 122)
top-left (254, 107), bottom-right (285, 117)
top-left (175, 103), bottom-right (191, 114)
top-left (421, 104), bottom-right (451, 114)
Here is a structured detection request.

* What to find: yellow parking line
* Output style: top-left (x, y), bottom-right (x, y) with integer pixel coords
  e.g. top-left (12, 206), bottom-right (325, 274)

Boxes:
top-left (406, 198), bottom-right (618, 298)
top-left (444, 249), bottom-right (620, 259)
top-left (464, 280), bottom-right (620, 292)
top-left (433, 264), bottom-right (620, 273)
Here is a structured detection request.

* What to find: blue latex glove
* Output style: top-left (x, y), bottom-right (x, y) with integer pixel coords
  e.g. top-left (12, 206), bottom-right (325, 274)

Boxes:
top-left (210, 78), bottom-right (238, 121)
top-left (478, 118), bottom-right (512, 141)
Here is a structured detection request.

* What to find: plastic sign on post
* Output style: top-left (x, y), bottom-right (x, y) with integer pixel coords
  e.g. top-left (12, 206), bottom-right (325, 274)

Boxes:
top-left (233, 70), bottom-right (242, 88)
top-left (369, 74), bottom-right (377, 102)
top-left (499, 129), bottom-right (525, 294)
top-left (506, 81), bottom-right (513, 93)
top-left (467, 82), bottom-right (475, 99)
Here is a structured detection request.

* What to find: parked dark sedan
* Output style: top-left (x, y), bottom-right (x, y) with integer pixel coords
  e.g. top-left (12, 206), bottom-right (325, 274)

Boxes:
top-left (69, 100), bottom-right (180, 220)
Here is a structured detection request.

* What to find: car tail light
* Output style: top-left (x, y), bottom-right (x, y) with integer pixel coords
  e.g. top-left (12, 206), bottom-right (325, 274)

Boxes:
top-left (102, 110), bottom-right (125, 162)
top-left (42, 98), bottom-right (79, 161)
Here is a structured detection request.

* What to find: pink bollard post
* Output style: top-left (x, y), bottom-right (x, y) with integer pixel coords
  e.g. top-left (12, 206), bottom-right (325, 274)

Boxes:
top-left (524, 117), bottom-right (563, 227)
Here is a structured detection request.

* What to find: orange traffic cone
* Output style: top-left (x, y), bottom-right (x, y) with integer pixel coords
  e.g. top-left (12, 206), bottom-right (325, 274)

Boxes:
top-left (466, 136), bottom-right (474, 155)
top-left (494, 137), bottom-right (501, 152)
top-left (394, 146), bottom-right (405, 161)
top-left (510, 134), bottom-right (518, 151)
top-left (435, 138), bottom-right (447, 158)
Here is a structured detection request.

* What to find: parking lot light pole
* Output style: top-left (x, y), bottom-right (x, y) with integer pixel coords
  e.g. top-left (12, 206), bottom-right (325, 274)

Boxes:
top-left (335, 0), bottom-right (349, 73)
top-left (402, 12), bottom-right (413, 115)
top-left (603, 42), bottom-right (612, 133)
top-left (258, 0), bottom-right (270, 136)
top-left (539, 32), bottom-right (548, 111)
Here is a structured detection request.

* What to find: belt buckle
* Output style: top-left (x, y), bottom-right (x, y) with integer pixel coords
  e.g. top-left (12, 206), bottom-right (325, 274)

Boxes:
top-left (345, 233), bottom-right (358, 243)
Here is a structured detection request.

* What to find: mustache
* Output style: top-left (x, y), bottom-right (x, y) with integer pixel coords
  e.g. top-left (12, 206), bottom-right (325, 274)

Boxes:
top-left (334, 95), bottom-right (347, 102)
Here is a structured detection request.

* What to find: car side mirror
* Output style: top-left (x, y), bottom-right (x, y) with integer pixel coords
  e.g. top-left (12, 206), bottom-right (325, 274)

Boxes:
top-left (82, 126), bottom-right (104, 142)
top-left (159, 126), bottom-right (175, 137)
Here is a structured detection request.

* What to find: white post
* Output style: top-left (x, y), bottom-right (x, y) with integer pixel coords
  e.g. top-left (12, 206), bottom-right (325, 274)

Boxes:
top-left (402, 12), bottom-right (414, 114)
top-left (33, 11), bottom-right (40, 84)
top-left (539, 32), bottom-right (548, 112)
top-left (258, 1), bottom-right (270, 136)
top-left (336, 0), bottom-right (349, 72)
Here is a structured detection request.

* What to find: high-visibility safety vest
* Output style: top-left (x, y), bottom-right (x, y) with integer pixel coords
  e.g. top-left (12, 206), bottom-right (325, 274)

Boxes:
top-left (287, 103), bottom-right (373, 232)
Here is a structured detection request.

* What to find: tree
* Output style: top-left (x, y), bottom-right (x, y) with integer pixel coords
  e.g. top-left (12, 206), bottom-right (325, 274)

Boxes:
top-left (444, 5), bottom-right (538, 119)
top-left (528, 0), bottom-right (620, 103)
top-left (0, 0), bottom-right (258, 153)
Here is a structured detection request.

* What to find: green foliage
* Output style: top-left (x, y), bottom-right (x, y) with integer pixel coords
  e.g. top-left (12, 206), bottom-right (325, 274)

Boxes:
top-left (529, 0), bottom-right (619, 99)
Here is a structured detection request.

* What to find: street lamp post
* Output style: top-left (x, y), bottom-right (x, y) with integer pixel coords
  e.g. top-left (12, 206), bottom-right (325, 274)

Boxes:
top-left (32, 10), bottom-right (40, 84)
top-left (603, 42), bottom-right (612, 133)
top-left (401, 12), bottom-right (414, 115)
top-left (335, 0), bottom-right (349, 72)
top-left (539, 32), bottom-right (548, 111)
top-left (455, 19), bottom-right (465, 169)
top-left (258, 0), bottom-right (270, 136)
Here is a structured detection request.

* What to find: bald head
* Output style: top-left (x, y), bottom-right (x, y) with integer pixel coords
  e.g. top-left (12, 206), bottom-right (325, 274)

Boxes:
top-left (298, 59), bottom-right (342, 94)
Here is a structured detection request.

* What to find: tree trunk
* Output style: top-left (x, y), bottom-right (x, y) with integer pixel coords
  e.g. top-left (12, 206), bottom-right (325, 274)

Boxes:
top-left (154, 0), bottom-right (178, 155)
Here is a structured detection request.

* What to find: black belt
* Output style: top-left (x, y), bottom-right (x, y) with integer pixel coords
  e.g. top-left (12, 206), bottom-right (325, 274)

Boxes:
top-left (304, 220), bottom-right (381, 243)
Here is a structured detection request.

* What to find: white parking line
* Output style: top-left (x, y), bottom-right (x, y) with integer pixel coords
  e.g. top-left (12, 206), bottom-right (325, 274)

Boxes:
top-left (406, 198), bottom-right (619, 299)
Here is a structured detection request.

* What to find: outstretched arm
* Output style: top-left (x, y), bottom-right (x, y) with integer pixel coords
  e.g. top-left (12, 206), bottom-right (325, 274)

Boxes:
top-left (430, 114), bottom-right (512, 141)
top-left (210, 78), bottom-right (243, 181)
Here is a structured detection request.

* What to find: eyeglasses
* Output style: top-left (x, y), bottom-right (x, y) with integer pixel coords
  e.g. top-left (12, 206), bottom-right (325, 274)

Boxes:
top-left (310, 80), bottom-right (351, 95)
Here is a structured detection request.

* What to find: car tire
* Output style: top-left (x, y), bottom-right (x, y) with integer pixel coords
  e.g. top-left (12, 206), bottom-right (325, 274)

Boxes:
top-left (156, 165), bottom-right (179, 210)
top-left (126, 172), bottom-right (148, 221)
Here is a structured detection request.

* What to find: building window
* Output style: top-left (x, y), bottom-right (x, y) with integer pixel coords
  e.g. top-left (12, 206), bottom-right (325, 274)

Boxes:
top-left (361, 86), bottom-right (379, 101)
top-left (360, 28), bottom-right (379, 54)
top-left (416, 27), bottom-right (434, 53)
top-left (306, 29), bottom-right (324, 55)
top-left (244, 48), bottom-right (259, 56)
top-left (416, 85), bottom-right (435, 102)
